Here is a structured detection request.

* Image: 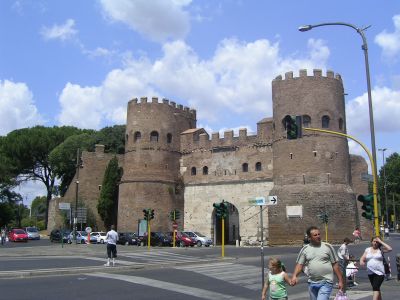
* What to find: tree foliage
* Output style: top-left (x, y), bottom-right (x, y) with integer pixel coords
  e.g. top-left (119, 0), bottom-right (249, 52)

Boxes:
top-left (378, 152), bottom-right (400, 218)
top-left (49, 133), bottom-right (96, 196)
top-left (94, 125), bottom-right (126, 154)
top-left (97, 156), bottom-right (122, 228)
top-left (0, 126), bottom-right (83, 228)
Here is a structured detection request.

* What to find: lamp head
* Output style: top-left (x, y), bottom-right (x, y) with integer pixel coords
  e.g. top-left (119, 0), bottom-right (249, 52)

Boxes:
top-left (298, 25), bottom-right (312, 32)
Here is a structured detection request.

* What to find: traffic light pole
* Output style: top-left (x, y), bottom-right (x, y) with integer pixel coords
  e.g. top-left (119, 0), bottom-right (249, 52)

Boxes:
top-left (304, 127), bottom-right (380, 237)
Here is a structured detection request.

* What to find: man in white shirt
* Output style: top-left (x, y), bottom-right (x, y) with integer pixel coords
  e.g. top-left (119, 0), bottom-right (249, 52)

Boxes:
top-left (105, 225), bottom-right (118, 267)
top-left (338, 237), bottom-right (351, 275)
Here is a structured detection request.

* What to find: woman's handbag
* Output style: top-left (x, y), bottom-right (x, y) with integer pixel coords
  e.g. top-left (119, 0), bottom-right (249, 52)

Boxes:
top-left (382, 253), bottom-right (390, 275)
top-left (334, 290), bottom-right (349, 300)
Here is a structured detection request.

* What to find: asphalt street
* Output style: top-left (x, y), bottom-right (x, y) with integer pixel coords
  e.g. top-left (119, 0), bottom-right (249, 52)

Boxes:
top-left (0, 234), bottom-right (399, 299)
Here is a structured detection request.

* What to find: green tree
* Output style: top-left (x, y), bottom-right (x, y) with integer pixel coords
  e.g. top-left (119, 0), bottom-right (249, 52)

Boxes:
top-left (0, 126), bottom-right (83, 228)
top-left (0, 202), bottom-right (15, 227)
top-left (97, 156), bottom-right (122, 228)
top-left (379, 152), bottom-right (400, 221)
top-left (94, 125), bottom-right (126, 154)
top-left (49, 133), bottom-right (96, 196)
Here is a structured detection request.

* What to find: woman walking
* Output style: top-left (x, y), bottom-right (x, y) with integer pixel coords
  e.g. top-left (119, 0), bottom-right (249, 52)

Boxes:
top-left (360, 236), bottom-right (392, 300)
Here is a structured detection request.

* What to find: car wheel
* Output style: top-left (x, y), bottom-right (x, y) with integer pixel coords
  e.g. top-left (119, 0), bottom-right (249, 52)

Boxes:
top-left (81, 239), bottom-right (85, 244)
top-left (179, 241), bottom-right (184, 247)
top-left (125, 241), bottom-right (129, 246)
top-left (100, 239), bottom-right (104, 244)
top-left (196, 240), bottom-right (202, 247)
top-left (140, 241), bottom-right (145, 246)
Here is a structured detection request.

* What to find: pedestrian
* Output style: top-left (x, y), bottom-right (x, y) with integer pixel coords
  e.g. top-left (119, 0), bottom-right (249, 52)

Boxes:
top-left (290, 226), bottom-right (344, 300)
top-left (359, 236), bottom-right (392, 300)
top-left (384, 226), bottom-right (389, 238)
top-left (104, 225), bottom-right (118, 267)
top-left (346, 255), bottom-right (359, 286)
top-left (1, 228), bottom-right (6, 245)
top-left (262, 257), bottom-right (290, 300)
top-left (337, 237), bottom-right (351, 276)
top-left (352, 227), bottom-right (361, 244)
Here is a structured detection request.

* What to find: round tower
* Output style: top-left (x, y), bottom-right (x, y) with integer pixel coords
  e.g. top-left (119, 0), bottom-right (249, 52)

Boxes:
top-left (118, 97), bottom-right (196, 232)
top-left (269, 69), bottom-right (357, 245)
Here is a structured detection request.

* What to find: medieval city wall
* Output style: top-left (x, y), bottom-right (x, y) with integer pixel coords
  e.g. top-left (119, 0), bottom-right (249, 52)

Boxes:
top-left (184, 180), bottom-right (273, 243)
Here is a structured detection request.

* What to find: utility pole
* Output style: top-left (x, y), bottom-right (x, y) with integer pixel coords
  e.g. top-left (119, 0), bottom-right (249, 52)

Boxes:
top-left (74, 148), bottom-right (80, 244)
top-left (378, 148), bottom-right (389, 226)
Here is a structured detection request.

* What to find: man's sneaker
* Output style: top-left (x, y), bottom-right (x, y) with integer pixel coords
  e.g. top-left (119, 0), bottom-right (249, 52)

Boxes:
top-left (104, 263), bottom-right (110, 267)
top-left (353, 282), bottom-right (359, 286)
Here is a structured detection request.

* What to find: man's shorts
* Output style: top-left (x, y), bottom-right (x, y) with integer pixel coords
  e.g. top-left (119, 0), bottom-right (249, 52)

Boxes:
top-left (107, 244), bottom-right (117, 258)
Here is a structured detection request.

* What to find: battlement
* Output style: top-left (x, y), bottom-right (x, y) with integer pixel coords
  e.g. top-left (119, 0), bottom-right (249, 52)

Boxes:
top-left (181, 127), bottom-right (270, 153)
top-left (127, 96), bottom-right (196, 118)
top-left (273, 69), bottom-right (342, 82)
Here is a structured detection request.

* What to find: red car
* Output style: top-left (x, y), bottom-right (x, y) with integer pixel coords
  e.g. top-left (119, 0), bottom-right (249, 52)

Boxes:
top-left (168, 232), bottom-right (196, 247)
top-left (8, 229), bottom-right (28, 242)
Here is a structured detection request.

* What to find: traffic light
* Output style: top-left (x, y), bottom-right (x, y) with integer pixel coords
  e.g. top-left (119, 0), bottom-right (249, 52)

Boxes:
top-left (169, 211), bottom-right (174, 221)
top-left (358, 194), bottom-right (373, 220)
top-left (143, 209), bottom-right (149, 221)
top-left (318, 213), bottom-right (328, 224)
top-left (213, 201), bottom-right (228, 219)
top-left (174, 209), bottom-right (180, 220)
top-left (284, 115), bottom-right (302, 139)
top-left (150, 209), bottom-right (155, 220)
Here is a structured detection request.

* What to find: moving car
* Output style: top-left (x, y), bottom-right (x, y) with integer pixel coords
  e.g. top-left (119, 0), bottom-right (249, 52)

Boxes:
top-left (167, 232), bottom-right (195, 247)
top-left (25, 227), bottom-right (40, 240)
top-left (118, 232), bottom-right (141, 245)
top-left (182, 231), bottom-right (213, 247)
top-left (8, 228), bottom-right (28, 242)
top-left (50, 229), bottom-right (71, 243)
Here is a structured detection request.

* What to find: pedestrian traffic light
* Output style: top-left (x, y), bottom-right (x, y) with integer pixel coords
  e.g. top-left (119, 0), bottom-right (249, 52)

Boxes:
top-left (357, 194), bottom-right (373, 220)
top-left (150, 209), bottom-right (155, 220)
top-left (284, 115), bottom-right (302, 139)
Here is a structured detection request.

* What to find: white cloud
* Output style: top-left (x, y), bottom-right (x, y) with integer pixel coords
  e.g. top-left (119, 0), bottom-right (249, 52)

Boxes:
top-left (0, 80), bottom-right (43, 135)
top-left (346, 86), bottom-right (400, 134)
top-left (57, 38), bottom-right (328, 129)
top-left (100, 0), bottom-right (191, 42)
top-left (375, 15), bottom-right (400, 61)
top-left (40, 19), bottom-right (78, 41)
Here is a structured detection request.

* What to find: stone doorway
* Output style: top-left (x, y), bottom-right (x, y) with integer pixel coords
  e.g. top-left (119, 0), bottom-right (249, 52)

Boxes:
top-left (213, 202), bottom-right (240, 245)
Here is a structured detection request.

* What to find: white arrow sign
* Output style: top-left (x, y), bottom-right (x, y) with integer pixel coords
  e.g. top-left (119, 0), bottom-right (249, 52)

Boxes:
top-left (267, 196), bottom-right (278, 205)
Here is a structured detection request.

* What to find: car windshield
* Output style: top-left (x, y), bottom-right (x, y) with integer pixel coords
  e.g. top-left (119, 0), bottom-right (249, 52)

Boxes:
top-left (14, 229), bottom-right (25, 234)
top-left (26, 227), bottom-right (38, 233)
top-left (194, 232), bottom-right (206, 237)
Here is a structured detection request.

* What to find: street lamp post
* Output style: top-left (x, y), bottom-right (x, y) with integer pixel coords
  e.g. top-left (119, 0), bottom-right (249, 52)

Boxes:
top-left (378, 148), bottom-right (389, 226)
top-left (74, 148), bottom-right (81, 244)
top-left (299, 22), bottom-right (380, 236)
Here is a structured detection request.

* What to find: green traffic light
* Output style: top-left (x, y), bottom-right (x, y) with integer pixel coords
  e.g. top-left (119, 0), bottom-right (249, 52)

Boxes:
top-left (357, 194), bottom-right (374, 220)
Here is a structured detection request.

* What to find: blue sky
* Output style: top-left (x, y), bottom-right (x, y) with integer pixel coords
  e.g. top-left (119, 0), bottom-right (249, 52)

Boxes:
top-left (1, 0), bottom-right (400, 205)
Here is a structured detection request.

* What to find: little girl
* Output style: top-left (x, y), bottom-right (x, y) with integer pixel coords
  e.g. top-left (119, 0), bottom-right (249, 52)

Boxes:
top-left (262, 257), bottom-right (290, 300)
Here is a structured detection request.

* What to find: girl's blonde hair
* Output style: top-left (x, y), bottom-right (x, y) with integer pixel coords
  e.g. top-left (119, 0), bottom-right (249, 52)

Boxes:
top-left (269, 257), bottom-right (285, 272)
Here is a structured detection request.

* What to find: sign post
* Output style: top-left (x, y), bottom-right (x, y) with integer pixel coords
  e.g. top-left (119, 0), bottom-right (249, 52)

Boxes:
top-left (249, 195), bottom-right (278, 290)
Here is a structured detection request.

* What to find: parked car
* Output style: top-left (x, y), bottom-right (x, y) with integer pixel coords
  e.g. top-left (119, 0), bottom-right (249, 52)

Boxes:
top-left (92, 231), bottom-right (107, 244)
top-left (87, 232), bottom-right (98, 244)
top-left (182, 231), bottom-right (213, 247)
top-left (141, 232), bottom-right (172, 247)
top-left (50, 229), bottom-right (71, 243)
top-left (167, 232), bottom-right (195, 247)
top-left (67, 231), bottom-right (88, 244)
top-left (118, 232), bottom-right (141, 245)
top-left (8, 228), bottom-right (28, 242)
top-left (25, 227), bottom-right (40, 240)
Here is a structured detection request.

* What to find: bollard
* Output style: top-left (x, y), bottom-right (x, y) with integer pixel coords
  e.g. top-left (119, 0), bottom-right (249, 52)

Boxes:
top-left (236, 239), bottom-right (239, 247)
top-left (396, 253), bottom-right (400, 281)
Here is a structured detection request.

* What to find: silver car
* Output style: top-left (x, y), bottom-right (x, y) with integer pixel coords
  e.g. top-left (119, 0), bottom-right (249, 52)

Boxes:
top-left (25, 227), bottom-right (40, 240)
top-left (182, 231), bottom-right (212, 247)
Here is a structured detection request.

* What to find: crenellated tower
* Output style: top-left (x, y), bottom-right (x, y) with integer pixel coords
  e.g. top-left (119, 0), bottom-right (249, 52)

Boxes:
top-left (269, 69), bottom-right (357, 244)
top-left (118, 97), bottom-right (196, 232)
